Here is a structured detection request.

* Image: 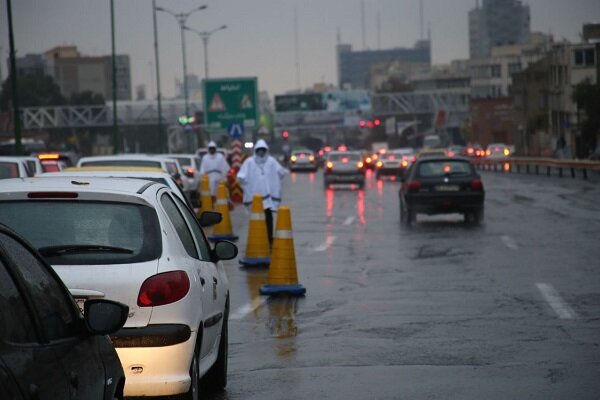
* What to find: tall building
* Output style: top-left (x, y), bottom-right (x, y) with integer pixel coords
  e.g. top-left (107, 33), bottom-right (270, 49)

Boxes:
top-left (42, 46), bottom-right (131, 101)
top-left (337, 40), bottom-right (431, 90)
top-left (469, 0), bottom-right (530, 59)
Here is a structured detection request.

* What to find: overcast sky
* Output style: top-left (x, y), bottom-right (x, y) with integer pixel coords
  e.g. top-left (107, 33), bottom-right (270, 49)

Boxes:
top-left (1, 0), bottom-right (598, 98)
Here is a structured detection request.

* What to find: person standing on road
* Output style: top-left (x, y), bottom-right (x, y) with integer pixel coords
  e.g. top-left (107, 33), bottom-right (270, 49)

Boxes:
top-left (199, 141), bottom-right (230, 199)
top-left (236, 139), bottom-right (288, 245)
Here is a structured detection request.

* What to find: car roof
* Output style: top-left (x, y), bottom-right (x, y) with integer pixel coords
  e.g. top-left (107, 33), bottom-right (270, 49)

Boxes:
top-left (79, 155), bottom-right (168, 162)
top-left (42, 169), bottom-right (173, 179)
top-left (0, 177), bottom-right (166, 205)
top-left (62, 166), bottom-right (165, 173)
top-left (0, 156), bottom-right (27, 163)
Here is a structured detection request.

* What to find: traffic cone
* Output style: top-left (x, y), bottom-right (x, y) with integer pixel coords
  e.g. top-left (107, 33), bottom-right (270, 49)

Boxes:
top-left (260, 206), bottom-right (306, 296)
top-left (197, 174), bottom-right (213, 217)
top-left (208, 182), bottom-right (238, 242)
top-left (239, 194), bottom-right (271, 267)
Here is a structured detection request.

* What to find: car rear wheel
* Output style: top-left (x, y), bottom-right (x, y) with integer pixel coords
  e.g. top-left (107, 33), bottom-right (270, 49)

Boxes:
top-left (182, 333), bottom-right (201, 400)
top-left (203, 300), bottom-right (229, 391)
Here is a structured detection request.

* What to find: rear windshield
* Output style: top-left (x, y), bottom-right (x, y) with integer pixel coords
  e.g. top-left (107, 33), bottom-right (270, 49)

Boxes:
top-left (0, 162), bottom-right (19, 179)
top-left (164, 161), bottom-right (178, 175)
top-left (81, 160), bottom-right (163, 169)
top-left (328, 153), bottom-right (361, 161)
top-left (417, 160), bottom-right (473, 177)
top-left (0, 201), bottom-right (161, 265)
top-left (41, 162), bottom-right (61, 172)
top-left (172, 157), bottom-right (191, 167)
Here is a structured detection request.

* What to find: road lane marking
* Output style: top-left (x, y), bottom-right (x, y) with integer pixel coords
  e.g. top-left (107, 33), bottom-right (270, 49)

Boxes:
top-left (343, 216), bottom-right (355, 225)
top-left (536, 283), bottom-right (578, 319)
top-left (230, 297), bottom-right (268, 320)
top-left (501, 235), bottom-right (518, 249)
top-left (313, 236), bottom-right (336, 252)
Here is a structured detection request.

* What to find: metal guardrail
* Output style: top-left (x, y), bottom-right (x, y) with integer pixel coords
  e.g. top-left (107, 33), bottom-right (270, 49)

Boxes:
top-left (472, 157), bottom-right (600, 180)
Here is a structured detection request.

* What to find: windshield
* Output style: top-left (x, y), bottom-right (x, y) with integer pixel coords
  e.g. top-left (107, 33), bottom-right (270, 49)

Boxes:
top-left (417, 160), bottom-right (473, 177)
top-left (0, 201), bottom-right (161, 265)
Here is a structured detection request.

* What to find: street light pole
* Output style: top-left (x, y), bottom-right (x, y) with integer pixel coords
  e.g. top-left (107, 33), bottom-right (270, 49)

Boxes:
top-left (6, 0), bottom-right (22, 156)
top-left (152, 0), bottom-right (164, 153)
top-left (110, 0), bottom-right (119, 154)
top-left (185, 25), bottom-right (227, 80)
top-left (156, 5), bottom-right (207, 118)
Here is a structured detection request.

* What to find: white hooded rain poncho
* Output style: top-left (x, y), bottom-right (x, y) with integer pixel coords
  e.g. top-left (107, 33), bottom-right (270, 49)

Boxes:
top-left (236, 139), bottom-right (288, 211)
top-left (199, 141), bottom-right (230, 196)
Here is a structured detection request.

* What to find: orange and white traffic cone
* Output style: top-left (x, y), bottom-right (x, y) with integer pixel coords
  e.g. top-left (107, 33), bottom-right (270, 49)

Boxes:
top-left (197, 174), bottom-right (213, 217)
top-left (239, 194), bottom-right (271, 267)
top-left (209, 182), bottom-right (238, 242)
top-left (260, 206), bottom-right (306, 296)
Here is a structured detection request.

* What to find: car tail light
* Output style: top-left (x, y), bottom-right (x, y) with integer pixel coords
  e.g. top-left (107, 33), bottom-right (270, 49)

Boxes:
top-left (28, 192), bottom-right (78, 199)
top-left (300, 153), bottom-right (306, 158)
top-left (357, 161), bottom-right (364, 168)
top-left (467, 148), bottom-right (474, 155)
top-left (401, 160), bottom-right (408, 167)
top-left (342, 157), bottom-right (348, 163)
top-left (486, 150), bottom-right (491, 156)
top-left (366, 157), bottom-right (372, 163)
top-left (326, 162), bottom-right (333, 169)
top-left (407, 180), bottom-right (421, 192)
top-left (186, 166), bottom-right (195, 175)
top-left (38, 153), bottom-right (60, 160)
top-left (309, 155), bottom-right (315, 162)
top-left (388, 155), bottom-right (395, 160)
top-left (376, 161), bottom-right (383, 168)
top-left (448, 151), bottom-right (455, 157)
top-left (291, 155), bottom-right (297, 162)
top-left (324, 146), bottom-right (332, 152)
top-left (138, 271), bottom-right (190, 307)
top-left (318, 150), bottom-right (324, 156)
top-left (410, 156), bottom-right (416, 162)
top-left (503, 148), bottom-right (510, 156)
top-left (471, 179), bottom-right (483, 190)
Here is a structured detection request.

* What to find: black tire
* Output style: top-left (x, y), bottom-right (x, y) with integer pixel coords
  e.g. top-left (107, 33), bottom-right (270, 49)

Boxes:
top-left (203, 300), bottom-right (229, 392)
top-left (182, 333), bottom-right (201, 400)
top-left (358, 180), bottom-right (365, 190)
top-left (406, 207), bottom-right (416, 227)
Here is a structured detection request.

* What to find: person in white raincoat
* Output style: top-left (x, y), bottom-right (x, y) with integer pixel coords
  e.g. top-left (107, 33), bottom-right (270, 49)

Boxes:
top-left (237, 139), bottom-right (288, 245)
top-left (199, 141), bottom-right (230, 198)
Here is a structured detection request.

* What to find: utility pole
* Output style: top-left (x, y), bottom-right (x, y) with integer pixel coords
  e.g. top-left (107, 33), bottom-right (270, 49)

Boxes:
top-left (6, 0), bottom-right (22, 155)
top-left (110, 0), bottom-right (119, 154)
top-left (152, 0), bottom-right (164, 153)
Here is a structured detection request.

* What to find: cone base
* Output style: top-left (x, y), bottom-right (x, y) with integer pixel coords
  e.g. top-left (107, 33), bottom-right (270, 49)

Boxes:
top-left (239, 257), bottom-right (270, 267)
top-left (259, 284), bottom-right (306, 296)
top-left (208, 234), bottom-right (239, 242)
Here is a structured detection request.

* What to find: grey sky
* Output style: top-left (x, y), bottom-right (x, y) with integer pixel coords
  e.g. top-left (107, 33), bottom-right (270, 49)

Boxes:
top-left (1, 0), bottom-right (598, 98)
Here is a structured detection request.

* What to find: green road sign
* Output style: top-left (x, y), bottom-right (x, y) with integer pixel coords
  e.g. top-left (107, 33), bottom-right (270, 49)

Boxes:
top-left (203, 77), bottom-right (258, 131)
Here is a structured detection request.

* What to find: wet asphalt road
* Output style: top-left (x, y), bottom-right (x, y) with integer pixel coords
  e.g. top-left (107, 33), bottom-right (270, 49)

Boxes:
top-left (212, 168), bottom-right (600, 400)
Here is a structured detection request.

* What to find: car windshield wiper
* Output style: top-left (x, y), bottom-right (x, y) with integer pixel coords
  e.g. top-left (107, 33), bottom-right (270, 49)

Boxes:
top-left (38, 244), bottom-right (134, 256)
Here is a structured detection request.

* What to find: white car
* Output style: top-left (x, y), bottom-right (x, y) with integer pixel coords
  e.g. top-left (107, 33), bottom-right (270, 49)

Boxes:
top-left (289, 150), bottom-right (318, 172)
top-left (160, 153), bottom-right (203, 205)
top-left (485, 143), bottom-right (511, 159)
top-left (0, 177), bottom-right (237, 398)
top-left (0, 156), bottom-right (30, 179)
top-left (77, 154), bottom-right (188, 192)
top-left (41, 166), bottom-right (192, 207)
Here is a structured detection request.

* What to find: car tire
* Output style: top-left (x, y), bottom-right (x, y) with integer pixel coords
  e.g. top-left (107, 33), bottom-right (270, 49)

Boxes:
top-left (323, 180), bottom-right (329, 189)
top-left (203, 300), bottom-right (229, 391)
top-left (358, 180), bottom-right (365, 190)
top-left (182, 333), bottom-right (201, 400)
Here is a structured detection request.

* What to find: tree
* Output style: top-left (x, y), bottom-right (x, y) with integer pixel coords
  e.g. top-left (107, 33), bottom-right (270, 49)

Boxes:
top-left (0, 72), bottom-right (66, 111)
top-left (572, 79), bottom-right (600, 156)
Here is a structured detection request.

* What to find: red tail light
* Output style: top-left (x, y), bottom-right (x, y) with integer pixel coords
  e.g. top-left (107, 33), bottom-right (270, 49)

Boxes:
top-left (326, 162), bottom-right (333, 169)
top-left (309, 155), bottom-right (315, 162)
top-left (410, 156), bottom-right (416, 162)
top-left (186, 167), bottom-right (196, 175)
top-left (357, 161), bottom-right (364, 168)
top-left (342, 157), bottom-right (348, 163)
top-left (407, 180), bottom-right (421, 191)
top-left (376, 161), bottom-right (383, 168)
top-left (471, 179), bottom-right (483, 190)
top-left (138, 271), bottom-right (190, 307)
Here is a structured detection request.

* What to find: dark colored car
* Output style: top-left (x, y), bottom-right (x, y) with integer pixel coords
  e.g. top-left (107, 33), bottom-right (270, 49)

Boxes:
top-left (323, 151), bottom-right (366, 189)
top-left (399, 157), bottom-right (485, 226)
top-left (0, 223), bottom-right (128, 400)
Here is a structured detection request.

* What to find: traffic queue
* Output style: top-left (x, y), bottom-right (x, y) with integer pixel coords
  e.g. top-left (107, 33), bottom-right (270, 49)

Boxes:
top-left (0, 139), bottom-right (489, 398)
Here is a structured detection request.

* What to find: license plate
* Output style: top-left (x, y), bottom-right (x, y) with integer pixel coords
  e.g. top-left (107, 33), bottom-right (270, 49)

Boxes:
top-left (435, 185), bottom-right (459, 192)
top-left (75, 298), bottom-right (86, 313)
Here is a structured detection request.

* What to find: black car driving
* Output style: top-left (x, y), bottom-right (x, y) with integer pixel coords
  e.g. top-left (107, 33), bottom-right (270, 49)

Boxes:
top-left (399, 156), bottom-right (485, 226)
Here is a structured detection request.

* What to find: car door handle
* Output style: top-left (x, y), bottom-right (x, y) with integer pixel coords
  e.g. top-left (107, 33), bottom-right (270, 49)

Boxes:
top-left (213, 277), bottom-right (218, 285)
top-left (200, 277), bottom-right (206, 286)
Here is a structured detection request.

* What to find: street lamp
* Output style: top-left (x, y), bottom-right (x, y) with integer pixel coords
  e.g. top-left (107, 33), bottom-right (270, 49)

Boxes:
top-left (155, 4), bottom-right (207, 118)
top-left (185, 25), bottom-right (227, 80)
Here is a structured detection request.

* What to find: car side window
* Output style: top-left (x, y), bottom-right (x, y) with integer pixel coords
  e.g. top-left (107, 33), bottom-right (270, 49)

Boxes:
top-left (172, 195), bottom-right (211, 261)
top-left (160, 193), bottom-right (199, 259)
top-left (0, 255), bottom-right (38, 344)
top-left (0, 232), bottom-right (80, 342)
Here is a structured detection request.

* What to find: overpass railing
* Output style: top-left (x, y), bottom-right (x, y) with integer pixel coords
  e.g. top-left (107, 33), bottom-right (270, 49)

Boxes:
top-left (472, 157), bottom-right (600, 180)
